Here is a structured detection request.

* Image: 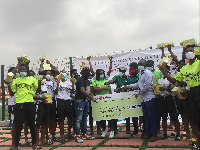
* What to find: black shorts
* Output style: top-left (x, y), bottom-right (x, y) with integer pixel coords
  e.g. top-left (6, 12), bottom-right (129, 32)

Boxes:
top-left (50, 97), bottom-right (57, 119)
top-left (57, 99), bottom-right (75, 120)
top-left (186, 86), bottom-right (200, 131)
top-left (8, 105), bottom-right (15, 124)
top-left (175, 97), bottom-right (187, 115)
top-left (157, 95), bottom-right (179, 120)
top-left (14, 102), bottom-right (35, 125)
top-left (35, 102), bottom-right (51, 125)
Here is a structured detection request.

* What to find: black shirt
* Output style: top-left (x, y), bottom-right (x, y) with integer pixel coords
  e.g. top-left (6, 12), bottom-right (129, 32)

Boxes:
top-left (75, 76), bottom-right (90, 100)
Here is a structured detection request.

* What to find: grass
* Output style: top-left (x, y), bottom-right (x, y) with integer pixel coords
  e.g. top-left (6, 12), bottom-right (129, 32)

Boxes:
top-left (0, 104), bottom-right (9, 121)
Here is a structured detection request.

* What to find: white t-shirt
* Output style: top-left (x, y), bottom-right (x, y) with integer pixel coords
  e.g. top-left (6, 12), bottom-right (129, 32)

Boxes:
top-left (45, 80), bottom-right (57, 98)
top-left (8, 95), bottom-right (15, 106)
top-left (158, 78), bottom-right (171, 96)
top-left (56, 80), bottom-right (72, 100)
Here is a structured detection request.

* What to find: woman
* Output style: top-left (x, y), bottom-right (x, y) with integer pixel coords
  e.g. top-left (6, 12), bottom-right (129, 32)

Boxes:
top-left (91, 69), bottom-right (114, 138)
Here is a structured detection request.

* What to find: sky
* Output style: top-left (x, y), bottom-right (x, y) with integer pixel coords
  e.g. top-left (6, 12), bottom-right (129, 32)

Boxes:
top-left (0, 0), bottom-right (199, 72)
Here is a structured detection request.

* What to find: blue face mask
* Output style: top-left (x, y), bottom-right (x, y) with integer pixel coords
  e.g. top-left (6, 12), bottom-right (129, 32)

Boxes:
top-left (138, 66), bottom-right (145, 71)
top-left (62, 73), bottom-right (67, 79)
top-left (147, 67), bottom-right (153, 72)
top-left (20, 72), bottom-right (27, 77)
top-left (100, 75), bottom-right (104, 79)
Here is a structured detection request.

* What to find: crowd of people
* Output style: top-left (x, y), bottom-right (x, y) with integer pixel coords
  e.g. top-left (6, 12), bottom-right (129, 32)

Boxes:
top-left (4, 44), bottom-right (200, 150)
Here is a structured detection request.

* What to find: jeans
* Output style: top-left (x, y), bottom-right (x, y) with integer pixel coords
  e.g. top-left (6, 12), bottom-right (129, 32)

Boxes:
top-left (74, 100), bottom-right (89, 135)
top-left (141, 98), bottom-right (158, 137)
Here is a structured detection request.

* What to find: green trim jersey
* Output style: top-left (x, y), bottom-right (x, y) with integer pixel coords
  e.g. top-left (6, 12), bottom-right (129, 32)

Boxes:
top-left (11, 76), bottom-right (38, 103)
top-left (91, 79), bottom-right (111, 95)
top-left (174, 59), bottom-right (200, 87)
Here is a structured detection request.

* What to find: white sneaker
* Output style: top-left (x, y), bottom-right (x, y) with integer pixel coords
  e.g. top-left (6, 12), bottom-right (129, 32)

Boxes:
top-left (109, 131), bottom-right (114, 138)
top-left (101, 130), bottom-right (107, 137)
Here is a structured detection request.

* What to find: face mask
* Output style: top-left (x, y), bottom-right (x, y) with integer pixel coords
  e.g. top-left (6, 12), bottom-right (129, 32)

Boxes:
top-left (100, 75), bottom-right (104, 79)
top-left (62, 73), bottom-right (67, 79)
top-left (129, 69), bottom-right (135, 75)
top-left (146, 67), bottom-right (153, 72)
top-left (119, 72), bottom-right (125, 78)
top-left (45, 75), bottom-right (51, 80)
top-left (20, 72), bottom-right (27, 77)
top-left (185, 52), bottom-right (195, 60)
top-left (138, 66), bottom-right (145, 71)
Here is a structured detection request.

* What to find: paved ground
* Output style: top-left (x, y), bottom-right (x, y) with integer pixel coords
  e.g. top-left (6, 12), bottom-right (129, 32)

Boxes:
top-left (0, 124), bottom-right (193, 150)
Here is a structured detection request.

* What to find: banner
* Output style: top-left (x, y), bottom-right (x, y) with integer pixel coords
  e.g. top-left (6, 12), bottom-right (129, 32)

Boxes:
top-left (91, 91), bottom-right (143, 121)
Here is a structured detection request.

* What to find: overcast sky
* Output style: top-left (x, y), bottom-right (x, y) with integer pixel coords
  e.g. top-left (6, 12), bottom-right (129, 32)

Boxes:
top-left (0, 0), bottom-right (199, 70)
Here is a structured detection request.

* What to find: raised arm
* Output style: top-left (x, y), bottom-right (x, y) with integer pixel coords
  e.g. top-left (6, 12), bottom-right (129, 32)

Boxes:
top-left (107, 56), bottom-right (113, 76)
top-left (87, 56), bottom-right (95, 77)
top-left (167, 45), bottom-right (179, 65)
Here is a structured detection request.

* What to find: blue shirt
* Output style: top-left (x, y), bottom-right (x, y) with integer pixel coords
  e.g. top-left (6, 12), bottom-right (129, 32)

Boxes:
top-left (127, 69), bottom-right (156, 102)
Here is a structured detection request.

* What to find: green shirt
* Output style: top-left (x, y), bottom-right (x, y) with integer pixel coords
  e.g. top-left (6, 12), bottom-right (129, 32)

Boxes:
top-left (152, 69), bottom-right (163, 85)
top-left (126, 72), bottom-right (139, 85)
top-left (112, 75), bottom-right (128, 93)
top-left (174, 59), bottom-right (200, 87)
top-left (91, 79), bottom-right (111, 95)
top-left (11, 76), bottom-right (38, 103)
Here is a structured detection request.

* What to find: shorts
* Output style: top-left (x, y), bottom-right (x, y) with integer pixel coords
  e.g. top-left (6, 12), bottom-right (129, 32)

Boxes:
top-left (157, 95), bottom-right (179, 120)
top-left (50, 97), bottom-right (57, 119)
top-left (57, 99), bottom-right (75, 120)
top-left (35, 102), bottom-right (51, 125)
top-left (8, 105), bottom-right (15, 124)
top-left (185, 86), bottom-right (200, 131)
top-left (175, 97), bottom-right (187, 115)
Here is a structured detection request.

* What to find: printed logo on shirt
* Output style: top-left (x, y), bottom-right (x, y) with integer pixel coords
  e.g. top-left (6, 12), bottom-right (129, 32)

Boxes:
top-left (16, 83), bottom-right (33, 90)
top-left (185, 71), bottom-right (200, 82)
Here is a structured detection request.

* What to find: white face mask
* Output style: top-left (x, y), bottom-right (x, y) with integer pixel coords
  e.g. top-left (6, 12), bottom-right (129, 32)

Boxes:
top-left (119, 72), bottom-right (125, 78)
top-left (170, 65), bottom-right (176, 70)
top-left (185, 52), bottom-right (195, 60)
top-left (45, 75), bottom-right (51, 80)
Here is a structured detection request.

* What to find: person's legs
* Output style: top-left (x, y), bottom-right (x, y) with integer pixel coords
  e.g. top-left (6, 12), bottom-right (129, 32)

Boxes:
top-left (24, 103), bottom-right (36, 147)
top-left (141, 102), bottom-right (151, 137)
top-left (88, 100), bottom-right (94, 135)
top-left (24, 121), bottom-right (29, 143)
top-left (74, 100), bottom-right (84, 135)
top-left (125, 117), bottom-right (131, 134)
top-left (131, 117), bottom-right (138, 136)
top-left (81, 100), bottom-right (89, 135)
top-left (14, 104), bottom-right (24, 149)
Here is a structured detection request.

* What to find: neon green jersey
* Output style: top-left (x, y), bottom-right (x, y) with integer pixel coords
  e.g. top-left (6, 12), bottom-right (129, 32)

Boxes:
top-left (174, 59), bottom-right (200, 87)
top-left (11, 76), bottom-right (38, 103)
top-left (91, 79), bottom-right (111, 95)
top-left (152, 69), bottom-right (163, 85)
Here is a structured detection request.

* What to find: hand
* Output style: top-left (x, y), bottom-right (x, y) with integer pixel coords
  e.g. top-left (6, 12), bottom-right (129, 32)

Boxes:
top-left (160, 47), bottom-right (164, 51)
top-left (104, 82), bottom-right (109, 85)
top-left (91, 97), bottom-right (96, 102)
top-left (42, 97), bottom-right (48, 104)
top-left (17, 58), bottom-right (22, 65)
top-left (122, 85), bottom-right (127, 91)
top-left (87, 56), bottom-right (91, 62)
top-left (108, 56), bottom-right (113, 61)
top-left (159, 87), bottom-right (166, 91)
top-left (104, 87), bottom-right (109, 90)
top-left (4, 80), bottom-right (10, 85)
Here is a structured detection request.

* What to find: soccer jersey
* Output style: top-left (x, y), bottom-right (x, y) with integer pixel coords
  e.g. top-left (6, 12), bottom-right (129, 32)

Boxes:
top-left (11, 76), bottom-right (38, 103)
top-left (91, 79), bottom-right (111, 95)
top-left (174, 59), bottom-right (200, 87)
top-left (45, 80), bottom-right (57, 98)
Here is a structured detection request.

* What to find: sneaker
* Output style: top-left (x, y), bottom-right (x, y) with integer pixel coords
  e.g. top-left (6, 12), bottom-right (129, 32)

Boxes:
top-left (130, 131), bottom-right (139, 137)
top-left (174, 135), bottom-right (181, 141)
top-left (8, 123), bottom-right (13, 127)
top-left (126, 130), bottom-right (131, 134)
top-left (75, 135), bottom-right (83, 143)
top-left (82, 134), bottom-right (95, 140)
top-left (149, 137), bottom-right (158, 142)
top-left (101, 130), bottom-right (107, 138)
top-left (159, 134), bottom-right (167, 140)
top-left (109, 131), bottom-right (114, 138)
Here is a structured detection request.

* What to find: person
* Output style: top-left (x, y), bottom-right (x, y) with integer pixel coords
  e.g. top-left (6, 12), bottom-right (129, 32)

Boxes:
top-left (123, 59), bottom-right (158, 142)
top-left (91, 69), bottom-right (114, 138)
top-left (105, 66), bottom-right (128, 133)
top-left (159, 44), bottom-right (200, 149)
top-left (9, 63), bottom-right (39, 150)
top-left (157, 65), bottom-right (180, 140)
top-left (74, 67), bottom-right (96, 143)
top-left (54, 70), bottom-right (75, 141)
top-left (125, 62), bottom-right (139, 136)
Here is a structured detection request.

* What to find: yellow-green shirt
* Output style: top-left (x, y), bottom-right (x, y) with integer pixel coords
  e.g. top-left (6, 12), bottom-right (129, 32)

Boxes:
top-left (174, 59), bottom-right (200, 87)
top-left (11, 76), bottom-right (38, 103)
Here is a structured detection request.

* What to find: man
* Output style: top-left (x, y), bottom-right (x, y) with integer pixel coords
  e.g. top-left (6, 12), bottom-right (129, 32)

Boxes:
top-left (123, 59), bottom-right (158, 142)
top-left (74, 67), bottom-right (96, 143)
